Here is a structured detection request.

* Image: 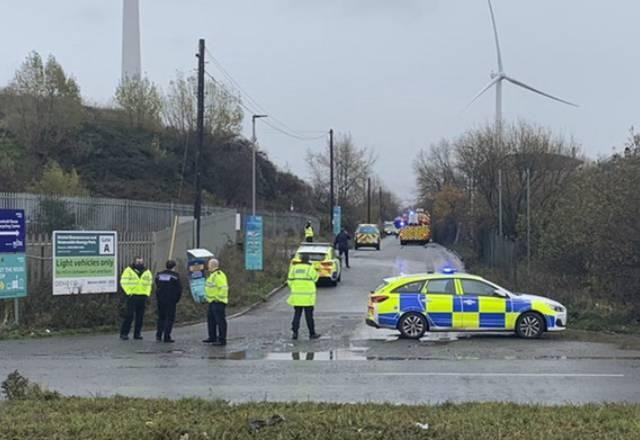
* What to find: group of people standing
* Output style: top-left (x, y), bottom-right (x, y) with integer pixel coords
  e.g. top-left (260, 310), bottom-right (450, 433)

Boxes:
top-left (117, 222), bottom-right (352, 344)
top-left (118, 257), bottom-right (228, 345)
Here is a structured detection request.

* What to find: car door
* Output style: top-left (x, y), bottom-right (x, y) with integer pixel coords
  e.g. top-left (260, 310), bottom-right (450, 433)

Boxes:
top-left (458, 278), bottom-right (508, 329)
top-left (422, 278), bottom-right (459, 329)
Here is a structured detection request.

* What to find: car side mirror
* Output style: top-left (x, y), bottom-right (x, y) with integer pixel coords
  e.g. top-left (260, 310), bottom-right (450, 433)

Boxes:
top-left (493, 289), bottom-right (508, 298)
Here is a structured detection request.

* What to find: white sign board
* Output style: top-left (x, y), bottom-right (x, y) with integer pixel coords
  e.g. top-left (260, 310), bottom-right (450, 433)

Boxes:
top-left (52, 231), bottom-right (118, 295)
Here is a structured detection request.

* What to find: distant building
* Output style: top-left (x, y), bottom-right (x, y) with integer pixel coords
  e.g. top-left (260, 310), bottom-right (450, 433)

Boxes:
top-left (122, 0), bottom-right (141, 80)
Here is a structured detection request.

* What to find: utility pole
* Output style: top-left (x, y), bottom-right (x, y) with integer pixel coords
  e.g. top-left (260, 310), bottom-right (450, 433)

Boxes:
top-left (194, 38), bottom-right (205, 247)
top-left (329, 129), bottom-right (334, 233)
top-left (498, 169), bottom-right (503, 236)
top-left (379, 187), bottom-right (383, 223)
top-left (251, 114), bottom-right (268, 216)
top-left (526, 168), bottom-right (531, 276)
top-left (367, 177), bottom-right (371, 223)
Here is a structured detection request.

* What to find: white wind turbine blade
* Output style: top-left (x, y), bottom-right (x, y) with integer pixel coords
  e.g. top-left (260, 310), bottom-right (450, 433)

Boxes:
top-left (465, 76), bottom-right (501, 111)
top-left (504, 76), bottom-right (579, 107)
top-left (488, 0), bottom-right (503, 72)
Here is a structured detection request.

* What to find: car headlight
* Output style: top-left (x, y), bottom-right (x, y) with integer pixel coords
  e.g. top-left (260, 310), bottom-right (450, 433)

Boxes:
top-left (552, 305), bottom-right (565, 313)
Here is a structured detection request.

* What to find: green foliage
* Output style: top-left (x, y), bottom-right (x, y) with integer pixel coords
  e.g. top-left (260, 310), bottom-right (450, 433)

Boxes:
top-left (115, 76), bottom-right (163, 130)
top-left (539, 156), bottom-right (640, 311)
top-left (1, 51), bottom-right (83, 159)
top-left (1, 397), bottom-right (639, 439)
top-left (1, 370), bottom-right (61, 401)
top-left (29, 160), bottom-right (88, 196)
top-left (163, 71), bottom-right (243, 138)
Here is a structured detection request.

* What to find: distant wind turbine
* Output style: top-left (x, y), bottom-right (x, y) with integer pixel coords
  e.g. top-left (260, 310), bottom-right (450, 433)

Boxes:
top-left (468, 0), bottom-right (579, 133)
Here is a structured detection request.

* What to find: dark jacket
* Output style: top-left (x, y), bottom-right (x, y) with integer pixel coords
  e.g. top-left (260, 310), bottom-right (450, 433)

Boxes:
top-left (334, 231), bottom-right (351, 251)
top-left (155, 269), bottom-right (182, 304)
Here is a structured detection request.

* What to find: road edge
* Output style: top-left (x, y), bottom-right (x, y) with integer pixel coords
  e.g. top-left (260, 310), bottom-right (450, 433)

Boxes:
top-left (227, 283), bottom-right (287, 320)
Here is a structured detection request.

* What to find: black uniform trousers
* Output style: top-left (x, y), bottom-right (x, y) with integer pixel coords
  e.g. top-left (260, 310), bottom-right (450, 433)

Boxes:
top-left (338, 247), bottom-right (350, 268)
top-left (156, 300), bottom-right (177, 340)
top-left (207, 301), bottom-right (227, 342)
top-left (121, 295), bottom-right (147, 337)
top-left (292, 306), bottom-right (315, 334)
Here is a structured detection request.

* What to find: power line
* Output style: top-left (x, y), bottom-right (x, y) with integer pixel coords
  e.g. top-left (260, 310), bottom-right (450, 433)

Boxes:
top-left (204, 48), bottom-right (326, 137)
top-left (204, 70), bottom-right (326, 141)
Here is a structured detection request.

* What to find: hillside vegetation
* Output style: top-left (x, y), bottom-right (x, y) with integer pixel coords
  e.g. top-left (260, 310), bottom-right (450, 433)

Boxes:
top-left (0, 52), bottom-right (314, 214)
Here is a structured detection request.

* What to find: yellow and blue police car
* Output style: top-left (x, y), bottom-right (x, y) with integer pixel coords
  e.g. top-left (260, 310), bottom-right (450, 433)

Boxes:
top-left (293, 242), bottom-right (342, 286)
top-left (366, 269), bottom-right (567, 339)
top-left (355, 224), bottom-right (381, 251)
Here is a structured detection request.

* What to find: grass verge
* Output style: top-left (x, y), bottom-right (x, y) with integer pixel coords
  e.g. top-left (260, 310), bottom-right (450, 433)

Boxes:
top-left (0, 397), bottom-right (639, 439)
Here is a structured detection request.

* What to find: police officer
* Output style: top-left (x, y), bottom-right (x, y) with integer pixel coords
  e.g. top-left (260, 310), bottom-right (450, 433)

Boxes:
top-left (202, 258), bottom-right (229, 346)
top-left (304, 221), bottom-right (314, 243)
top-left (287, 253), bottom-right (320, 340)
top-left (155, 260), bottom-right (182, 343)
top-left (120, 256), bottom-right (153, 340)
top-left (334, 226), bottom-right (351, 268)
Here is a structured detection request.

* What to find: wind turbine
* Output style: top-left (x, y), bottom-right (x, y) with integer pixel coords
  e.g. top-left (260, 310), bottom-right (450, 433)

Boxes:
top-left (468, 0), bottom-right (578, 134)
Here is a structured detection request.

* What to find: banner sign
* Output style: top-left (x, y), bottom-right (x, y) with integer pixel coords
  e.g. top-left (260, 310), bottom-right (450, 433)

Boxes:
top-left (332, 206), bottom-right (342, 236)
top-left (245, 215), bottom-right (263, 271)
top-left (0, 253), bottom-right (27, 300)
top-left (0, 209), bottom-right (25, 253)
top-left (53, 231), bottom-right (118, 295)
top-left (187, 248), bottom-right (214, 304)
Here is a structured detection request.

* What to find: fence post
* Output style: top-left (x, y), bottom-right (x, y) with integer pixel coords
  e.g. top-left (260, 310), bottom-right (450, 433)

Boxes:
top-left (14, 298), bottom-right (19, 326)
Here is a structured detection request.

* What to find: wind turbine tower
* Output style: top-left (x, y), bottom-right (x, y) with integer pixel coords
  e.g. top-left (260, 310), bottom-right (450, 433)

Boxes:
top-left (122, 0), bottom-right (141, 80)
top-left (468, 0), bottom-right (578, 136)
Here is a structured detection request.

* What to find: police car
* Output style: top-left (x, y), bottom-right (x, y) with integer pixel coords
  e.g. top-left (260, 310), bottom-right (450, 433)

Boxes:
top-left (355, 224), bottom-right (381, 250)
top-left (365, 270), bottom-right (567, 339)
top-left (293, 243), bottom-right (342, 286)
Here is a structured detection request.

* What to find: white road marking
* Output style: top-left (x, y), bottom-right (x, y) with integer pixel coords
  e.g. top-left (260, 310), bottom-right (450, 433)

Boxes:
top-left (366, 372), bottom-right (624, 378)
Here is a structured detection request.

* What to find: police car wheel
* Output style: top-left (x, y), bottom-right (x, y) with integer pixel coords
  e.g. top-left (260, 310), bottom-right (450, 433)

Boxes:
top-left (398, 313), bottom-right (427, 339)
top-left (516, 312), bottom-right (545, 339)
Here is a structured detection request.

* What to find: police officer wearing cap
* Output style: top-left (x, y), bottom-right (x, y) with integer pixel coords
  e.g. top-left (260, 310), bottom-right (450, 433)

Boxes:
top-left (155, 260), bottom-right (182, 343)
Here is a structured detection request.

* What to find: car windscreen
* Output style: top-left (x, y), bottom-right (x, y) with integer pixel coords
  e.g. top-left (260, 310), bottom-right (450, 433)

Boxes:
top-left (357, 226), bottom-right (378, 234)
top-left (299, 252), bottom-right (327, 262)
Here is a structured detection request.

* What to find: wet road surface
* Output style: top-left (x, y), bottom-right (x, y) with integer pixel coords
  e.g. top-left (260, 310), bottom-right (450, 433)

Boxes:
top-left (1, 239), bottom-right (639, 404)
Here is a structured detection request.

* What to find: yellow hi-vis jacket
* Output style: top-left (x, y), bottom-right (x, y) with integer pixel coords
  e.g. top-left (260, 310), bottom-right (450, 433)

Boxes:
top-left (304, 226), bottom-right (314, 239)
top-left (120, 267), bottom-right (153, 296)
top-left (287, 262), bottom-right (319, 307)
top-left (205, 269), bottom-right (229, 304)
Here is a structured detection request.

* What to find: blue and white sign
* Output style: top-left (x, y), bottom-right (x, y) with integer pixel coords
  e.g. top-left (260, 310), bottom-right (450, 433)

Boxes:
top-left (0, 253), bottom-right (27, 300)
top-left (187, 248), bottom-right (214, 304)
top-left (245, 215), bottom-right (263, 271)
top-left (332, 206), bottom-right (342, 236)
top-left (0, 209), bottom-right (26, 253)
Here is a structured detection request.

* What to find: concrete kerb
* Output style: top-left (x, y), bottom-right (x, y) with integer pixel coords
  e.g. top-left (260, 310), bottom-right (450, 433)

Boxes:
top-left (227, 283), bottom-right (287, 320)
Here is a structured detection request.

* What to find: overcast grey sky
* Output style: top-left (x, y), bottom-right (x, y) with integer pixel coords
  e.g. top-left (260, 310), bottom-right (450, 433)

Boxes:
top-left (1, 1), bottom-right (638, 197)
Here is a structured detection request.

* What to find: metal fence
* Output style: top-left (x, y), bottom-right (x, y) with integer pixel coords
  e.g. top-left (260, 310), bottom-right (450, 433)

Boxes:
top-left (0, 192), bottom-right (319, 236)
top-left (478, 229), bottom-right (518, 280)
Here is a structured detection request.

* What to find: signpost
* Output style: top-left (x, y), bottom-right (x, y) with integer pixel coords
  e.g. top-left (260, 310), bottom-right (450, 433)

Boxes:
top-left (244, 215), bottom-right (263, 271)
top-left (332, 206), bottom-right (342, 236)
top-left (52, 231), bottom-right (118, 295)
top-left (0, 209), bottom-right (26, 325)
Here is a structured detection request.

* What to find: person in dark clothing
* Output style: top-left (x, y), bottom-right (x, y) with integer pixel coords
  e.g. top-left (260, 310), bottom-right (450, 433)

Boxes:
top-left (334, 227), bottom-right (351, 268)
top-left (155, 260), bottom-right (182, 343)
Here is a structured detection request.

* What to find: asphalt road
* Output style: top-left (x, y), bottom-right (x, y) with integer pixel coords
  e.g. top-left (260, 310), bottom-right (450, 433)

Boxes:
top-left (1, 239), bottom-right (639, 404)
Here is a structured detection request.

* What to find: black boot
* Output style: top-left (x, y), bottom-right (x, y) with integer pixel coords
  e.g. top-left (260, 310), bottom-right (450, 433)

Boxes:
top-left (292, 331), bottom-right (298, 340)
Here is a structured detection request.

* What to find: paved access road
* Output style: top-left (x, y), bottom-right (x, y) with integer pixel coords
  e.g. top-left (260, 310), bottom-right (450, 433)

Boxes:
top-left (1, 239), bottom-right (639, 404)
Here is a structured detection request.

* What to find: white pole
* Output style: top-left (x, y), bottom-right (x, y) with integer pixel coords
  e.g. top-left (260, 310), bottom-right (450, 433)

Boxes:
top-left (252, 118), bottom-right (256, 217)
top-left (527, 168), bottom-right (531, 276)
top-left (498, 169), bottom-right (503, 236)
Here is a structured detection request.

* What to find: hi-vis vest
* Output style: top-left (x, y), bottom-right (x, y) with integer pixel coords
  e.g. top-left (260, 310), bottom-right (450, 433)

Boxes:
top-left (304, 226), bottom-right (314, 239)
top-left (120, 267), bottom-right (153, 296)
top-left (287, 263), bottom-right (319, 307)
top-left (205, 270), bottom-right (229, 304)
